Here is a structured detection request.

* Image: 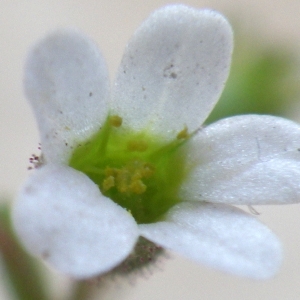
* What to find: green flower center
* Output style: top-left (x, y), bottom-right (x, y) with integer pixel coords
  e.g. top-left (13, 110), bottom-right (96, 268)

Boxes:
top-left (69, 115), bottom-right (191, 224)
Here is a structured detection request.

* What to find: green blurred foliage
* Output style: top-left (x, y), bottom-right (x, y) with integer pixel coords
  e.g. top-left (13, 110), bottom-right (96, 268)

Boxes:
top-left (0, 203), bottom-right (50, 300)
top-left (206, 28), bottom-right (299, 124)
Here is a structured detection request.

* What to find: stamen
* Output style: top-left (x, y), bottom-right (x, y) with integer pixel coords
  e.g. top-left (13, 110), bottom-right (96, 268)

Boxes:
top-left (110, 115), bottom-right (123, 127)
top-left (102, 176), bottom-right (115, 191)
top-left (177, 125), bottom-right (189, 139)
top-left (102, 159), bottom-right (155, 195)
top-left (27, 144), bottom-right (43, 170)
top-left (127, 140), bottom-right (148, 152)
top-left (129, 180), bottom-right (147, 194)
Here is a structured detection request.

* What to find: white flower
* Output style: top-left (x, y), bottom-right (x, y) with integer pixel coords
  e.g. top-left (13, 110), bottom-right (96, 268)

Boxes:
top-left (13, 5), bottom-right (300, 280)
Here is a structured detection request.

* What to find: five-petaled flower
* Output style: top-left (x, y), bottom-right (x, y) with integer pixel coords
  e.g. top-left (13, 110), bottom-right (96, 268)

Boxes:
top-left (13, 5), bottom-right (300, 280)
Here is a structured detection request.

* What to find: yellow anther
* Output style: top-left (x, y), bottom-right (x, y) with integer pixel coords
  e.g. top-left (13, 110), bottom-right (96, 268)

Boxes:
top-left (104, 167), bottom-right (116, 177)
top-left (141, 163), bottom-right (155, 178)
top-left (127, 140), bottom-right (148, 152)
top-left (102, 159), bottom-right (155, 195)
top-left (177, 126), bottom-right (189, 139)
top-left (103, 175), bottom-right (115, 191)
top-left (110, 115), bottom-right (123, 127)
top-left (132, 170), bottom-right (143, 181)
top-left (117, 180), bottom-right (129, 193)
top-left (114, 170), bottom-right (126, 191)
top-left (130, 179), bottom-right (147, 194)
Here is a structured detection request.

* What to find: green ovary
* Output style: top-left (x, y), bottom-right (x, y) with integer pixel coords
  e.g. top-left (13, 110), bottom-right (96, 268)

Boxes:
top-left (69, 115), bottom-right (190, 224)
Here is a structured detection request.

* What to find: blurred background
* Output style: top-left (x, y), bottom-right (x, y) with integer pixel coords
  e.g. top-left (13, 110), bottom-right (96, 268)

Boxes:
top-left (1, 0), bottom-right (300, 299)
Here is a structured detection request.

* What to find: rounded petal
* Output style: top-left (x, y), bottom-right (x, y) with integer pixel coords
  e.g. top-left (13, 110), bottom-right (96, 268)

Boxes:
top-left (139, 202), bottom-right (282, 279)
top-left (180, 115), bottom-right (300, 204)
top-left (111, 5), bottom-right (233, 138)
top-left (24, 29), bottom-right (110, 163)
top-left (13, 165), bottom-right (138, 279)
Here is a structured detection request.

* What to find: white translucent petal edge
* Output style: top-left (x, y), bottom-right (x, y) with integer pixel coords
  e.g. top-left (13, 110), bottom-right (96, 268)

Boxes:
top-left (180, 115), bottom-right (300, 204)
top-left (139, 202), bottom-right (282, 279)
top-left (24, 29), bottom-right (110, 164)
top-left (12, 164), bottom-right (138, 279)
top-left (112, 4), bottom-right (233, 138)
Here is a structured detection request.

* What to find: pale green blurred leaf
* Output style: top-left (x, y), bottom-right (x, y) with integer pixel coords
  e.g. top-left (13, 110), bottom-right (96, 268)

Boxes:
top-left (206, 29), bottom-right (298, 124)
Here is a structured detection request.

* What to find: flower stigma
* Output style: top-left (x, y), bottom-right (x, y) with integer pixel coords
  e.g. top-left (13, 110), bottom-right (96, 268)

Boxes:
top-left (69, 115), bottom-right (192, 224)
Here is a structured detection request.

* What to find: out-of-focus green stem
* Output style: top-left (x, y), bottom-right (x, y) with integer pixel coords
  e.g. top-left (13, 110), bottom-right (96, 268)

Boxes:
top-left (67, 280), bottom-right (97, 300)
top-left (0, 204), bottom-right (49, 300)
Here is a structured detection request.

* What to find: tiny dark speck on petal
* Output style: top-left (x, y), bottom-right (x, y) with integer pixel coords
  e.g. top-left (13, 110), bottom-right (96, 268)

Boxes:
top-left (89, 92), bottom-right (93, 97)
top-left (42, 251), bottom-right (50, 259)
top-left (24, 186), bottom-right (35, 194)
top-left (163, 63), bottom-right (178, 79)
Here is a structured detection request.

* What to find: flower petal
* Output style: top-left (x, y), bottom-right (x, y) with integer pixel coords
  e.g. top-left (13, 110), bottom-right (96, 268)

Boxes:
top-left (111, 5), bottom-right (233, 137)
top-left (24, 29), bottom-right (110, 163)
top-left (180, 115), bottom-right (300, 204)
top-left (139, 202), bottom-right (282, 279)
top-left (13, 165), bottom-right (138, 279)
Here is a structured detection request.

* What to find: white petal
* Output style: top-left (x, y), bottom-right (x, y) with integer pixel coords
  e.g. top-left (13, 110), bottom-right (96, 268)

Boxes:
top-left (111, 5), bottom-right (233, 138)
top-left (180, 115), bottom-right (300, 204)
top-left (140, 202), bottom-right (282, 279)
top-left (13, 165), bottom-right (138, 279)
top-left (25, 29), bottom-right (110, 163)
